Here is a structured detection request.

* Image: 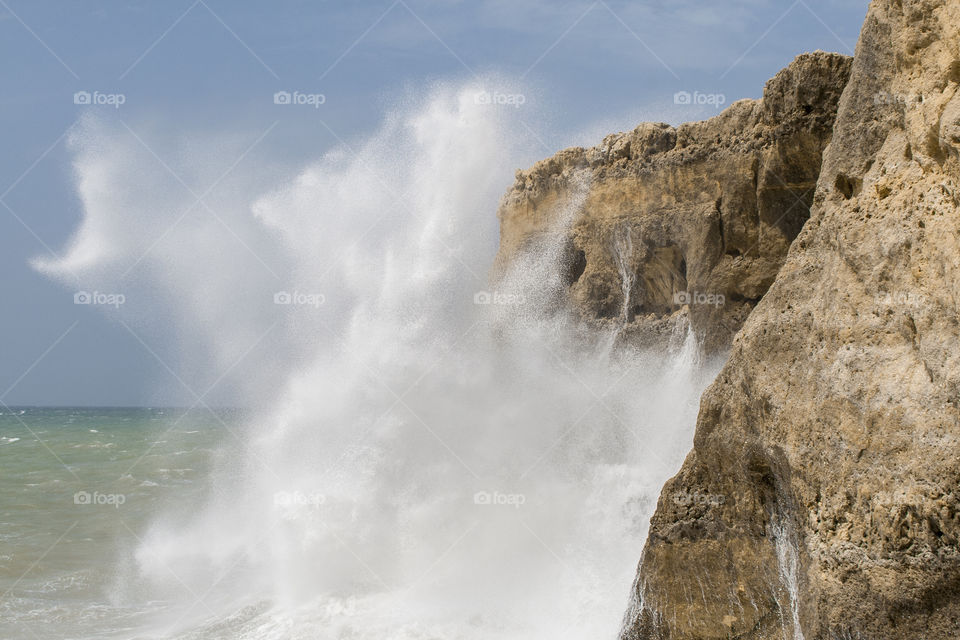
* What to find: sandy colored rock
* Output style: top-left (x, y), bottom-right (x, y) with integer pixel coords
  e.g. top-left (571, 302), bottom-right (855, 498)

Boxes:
top-left (494, 52), bottom-right (852, 352)
top-left (621, 1), bottom-right (960, 638)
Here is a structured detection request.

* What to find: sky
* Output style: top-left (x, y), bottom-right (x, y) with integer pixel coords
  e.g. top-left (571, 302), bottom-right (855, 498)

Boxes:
top-left (0, 0), bottom-right (870, 406)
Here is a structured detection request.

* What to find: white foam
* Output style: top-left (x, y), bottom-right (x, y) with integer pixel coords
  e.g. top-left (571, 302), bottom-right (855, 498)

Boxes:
top-left (41, 80), bottom-right (719, 640)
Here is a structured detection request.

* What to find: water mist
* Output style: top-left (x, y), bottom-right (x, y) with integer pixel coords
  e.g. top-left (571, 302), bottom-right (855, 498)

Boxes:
top-left (38, 81), bottom-right (721, 640)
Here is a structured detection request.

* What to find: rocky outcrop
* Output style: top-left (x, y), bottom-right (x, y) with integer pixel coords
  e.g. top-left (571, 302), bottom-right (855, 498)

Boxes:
top-left (621, 1), bottom-right (960, 638)
top-left (495, 52), bottom-right (852, 352)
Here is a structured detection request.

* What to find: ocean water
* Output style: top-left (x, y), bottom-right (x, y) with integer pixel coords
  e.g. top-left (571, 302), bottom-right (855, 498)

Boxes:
top-left (0, 408), bottom-right (229, 639)
top-left (3, 341), bottom-right (716, 640)
top-left (21, 81), bottom-right (723, 639)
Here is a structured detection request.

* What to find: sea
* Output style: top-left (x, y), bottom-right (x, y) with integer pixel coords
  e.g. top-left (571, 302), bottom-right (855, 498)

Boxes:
top-left (0, 407), bottom-right (229, 639)
top-left (1, 332), bottom-right (716, 640)
top-left (12, 81), bottom-right (721, 639)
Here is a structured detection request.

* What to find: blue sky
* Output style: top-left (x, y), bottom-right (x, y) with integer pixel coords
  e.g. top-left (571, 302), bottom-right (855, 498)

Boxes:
top-left (0, 0), bottom-right (869, 406)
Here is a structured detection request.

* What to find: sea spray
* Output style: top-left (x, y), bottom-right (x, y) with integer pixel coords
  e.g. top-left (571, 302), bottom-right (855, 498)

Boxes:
top-left (37, 81), bottom-right (721, 640)
top-left (773, 518), bottom-right (805, 640)
top-left (611, 224), bottom-right (635, 322)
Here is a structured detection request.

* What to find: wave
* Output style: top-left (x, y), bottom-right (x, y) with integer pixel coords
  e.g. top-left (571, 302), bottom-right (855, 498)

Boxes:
top-left (39, 80), bottom-right (718, 640)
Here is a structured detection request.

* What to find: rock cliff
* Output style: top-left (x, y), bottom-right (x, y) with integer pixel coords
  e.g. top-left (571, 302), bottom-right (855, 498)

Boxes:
top-left (619, 0), bottom-right (960, 638)
top-left (494, 52), bottom-right (852, 352)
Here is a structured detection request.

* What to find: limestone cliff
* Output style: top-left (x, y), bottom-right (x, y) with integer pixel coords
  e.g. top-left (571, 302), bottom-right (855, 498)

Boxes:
top-left (621, 0), bottom-right (960, 638)
top-left (495, 52), bottom-right (852, 352)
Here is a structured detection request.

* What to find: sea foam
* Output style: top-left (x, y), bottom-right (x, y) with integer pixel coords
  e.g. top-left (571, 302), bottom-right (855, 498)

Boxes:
top-left (39, 81), bottom-right (718, 640)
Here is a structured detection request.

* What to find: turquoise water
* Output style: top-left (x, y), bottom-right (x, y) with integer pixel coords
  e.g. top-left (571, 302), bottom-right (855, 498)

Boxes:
top-left (0, 408), bottom-right (231, 640)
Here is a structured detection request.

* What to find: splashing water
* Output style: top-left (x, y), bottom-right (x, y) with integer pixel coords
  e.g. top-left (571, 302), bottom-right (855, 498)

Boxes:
top-left (37, 82), bottom-right (721, 639)
top-left (773, 519), bottom-right (805, 640)
top-left (611, 225), bottom-right (635, 323)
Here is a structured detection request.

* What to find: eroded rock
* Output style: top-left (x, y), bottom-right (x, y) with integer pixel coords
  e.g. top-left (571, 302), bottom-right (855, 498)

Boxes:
top-left (494, 52), bottom-right (852, 352)
top-left (622, 1), bottom-right (960, 638)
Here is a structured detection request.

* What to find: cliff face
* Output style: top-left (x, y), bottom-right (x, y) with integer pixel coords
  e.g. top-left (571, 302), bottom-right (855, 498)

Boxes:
top-left (495, 52), bottom-right (851, 352)
top-left (621, 1), bottom-right (960, 639)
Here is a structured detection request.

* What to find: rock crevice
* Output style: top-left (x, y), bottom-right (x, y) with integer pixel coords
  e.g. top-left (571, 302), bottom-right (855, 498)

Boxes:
top-left (494, 52), bottom-right (853, 352)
